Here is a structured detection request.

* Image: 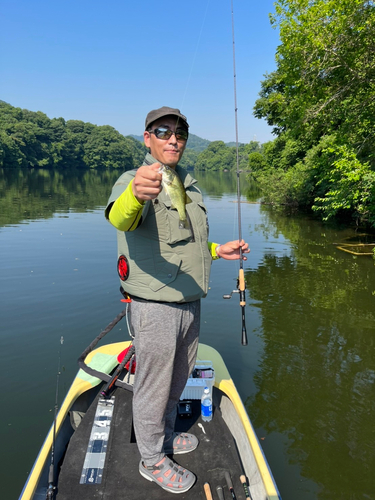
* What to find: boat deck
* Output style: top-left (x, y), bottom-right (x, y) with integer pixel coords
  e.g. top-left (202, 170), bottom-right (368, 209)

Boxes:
top-left (56, 386), bottom-right (248, 499)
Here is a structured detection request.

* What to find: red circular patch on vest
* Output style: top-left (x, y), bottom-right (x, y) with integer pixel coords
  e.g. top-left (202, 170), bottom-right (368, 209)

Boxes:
top-left (117, 255), bottom-right (129, 281)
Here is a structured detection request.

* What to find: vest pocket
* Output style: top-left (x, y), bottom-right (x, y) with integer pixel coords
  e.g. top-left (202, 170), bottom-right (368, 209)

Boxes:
top-left (158, 199), bottom-right (192, 244)
top-left (149, 252), bottom-right (181, 292)
top-left (139, 200), bottom-right (170, 242)
top-left (167, 208), bottom-right (193, 244)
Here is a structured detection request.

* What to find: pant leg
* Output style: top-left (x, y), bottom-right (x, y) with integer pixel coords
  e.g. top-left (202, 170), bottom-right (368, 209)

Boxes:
top-left (130, 300), bottom-right (200, 466)
top-left (164, 300), bottom-right (200, 442)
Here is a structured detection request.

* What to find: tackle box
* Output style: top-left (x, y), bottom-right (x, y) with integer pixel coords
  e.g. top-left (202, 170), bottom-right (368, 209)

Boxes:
top-left (180, 360), bottom-right (215, 400)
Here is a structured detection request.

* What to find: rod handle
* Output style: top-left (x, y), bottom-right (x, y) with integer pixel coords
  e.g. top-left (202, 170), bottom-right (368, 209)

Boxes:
top-left (204, 482), bottom-right (213, 500)
top-left (225, 470), bottom-right (237, 499)
top-left (240, 475), bottom-right (251, 500)
top-left (216, 485), bottom-right (225, 500)
top-left (238, 268), bottom-right (245, 292)
top-left (225, 471), bottom-right (233, 489)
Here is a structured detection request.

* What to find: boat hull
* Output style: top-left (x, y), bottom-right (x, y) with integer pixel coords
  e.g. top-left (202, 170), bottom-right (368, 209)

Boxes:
top-left (19, 342), bottom-right (280, 500)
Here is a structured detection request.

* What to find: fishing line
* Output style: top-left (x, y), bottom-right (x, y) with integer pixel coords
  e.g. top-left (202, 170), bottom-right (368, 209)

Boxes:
top-left (231, 0), bottom-right (243, 249)
top-left (180, 0), bottom-right (211, 109)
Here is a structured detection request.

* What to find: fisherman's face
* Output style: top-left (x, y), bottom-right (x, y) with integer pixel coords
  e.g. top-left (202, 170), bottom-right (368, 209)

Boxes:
top-left (144, 116), bottom-right (187, 168)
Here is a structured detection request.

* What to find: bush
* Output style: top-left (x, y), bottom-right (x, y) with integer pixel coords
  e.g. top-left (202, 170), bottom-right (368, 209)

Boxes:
top-left (312, 144), bottom-right (375, 227)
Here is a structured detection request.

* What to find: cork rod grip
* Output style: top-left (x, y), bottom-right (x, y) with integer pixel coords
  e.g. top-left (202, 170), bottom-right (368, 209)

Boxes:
top-left (204, 482), bottom-right (213, 500)
top-left (240, 475), bottom-right (251, 500)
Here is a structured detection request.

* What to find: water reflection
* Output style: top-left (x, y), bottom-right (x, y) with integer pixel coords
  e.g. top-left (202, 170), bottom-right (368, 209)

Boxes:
top-left (245, 210), bottom-right (375, 498)
top-left (0, 168), bottom-right (250, 226)
top-left (193, 169), bottom-right (241, 197)
top-left (2, 168), bottom-right (375, 499)
top-left (0, 168), bottom-right (120, 226)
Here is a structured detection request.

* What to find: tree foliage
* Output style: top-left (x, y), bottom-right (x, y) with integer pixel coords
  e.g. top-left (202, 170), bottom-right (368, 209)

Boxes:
top-left (0, 101), bottom-right (146, 170)
top-left (0, 100), bottom-right (264, 174)
top-left (252, 0), bottom-right (375, 227)
top-left (195, 140), bottom-right (261, 171)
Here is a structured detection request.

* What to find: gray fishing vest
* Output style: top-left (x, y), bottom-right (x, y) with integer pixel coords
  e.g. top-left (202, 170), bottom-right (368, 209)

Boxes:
top-left (106, 155), bottom-right (212, 303)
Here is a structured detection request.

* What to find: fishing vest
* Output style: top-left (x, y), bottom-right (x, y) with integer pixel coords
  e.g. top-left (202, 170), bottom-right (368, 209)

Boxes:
top-left (107, 155), bottom-right (212, 303)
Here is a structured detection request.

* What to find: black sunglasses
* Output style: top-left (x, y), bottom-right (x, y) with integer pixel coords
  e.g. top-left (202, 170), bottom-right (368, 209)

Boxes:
top-left (149, 127), bottom-right (188, 142)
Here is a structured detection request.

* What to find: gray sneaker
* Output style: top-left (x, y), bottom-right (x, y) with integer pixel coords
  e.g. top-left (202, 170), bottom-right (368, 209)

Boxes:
top-left (139, 456), bottom-right (196, 494)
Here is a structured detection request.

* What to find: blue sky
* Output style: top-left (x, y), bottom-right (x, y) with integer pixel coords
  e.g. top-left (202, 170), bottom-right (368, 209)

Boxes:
top-left (1, 0), bottom-right (280, 144)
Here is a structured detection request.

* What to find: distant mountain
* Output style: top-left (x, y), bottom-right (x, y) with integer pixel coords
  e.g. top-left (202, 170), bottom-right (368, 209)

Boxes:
top-left (225, 141), bottom-right (245, 148)
top-left (186, 134), bottom-right (210, 152)
top-left (129, 133), bottom-right (210, 153)
top-left (129, 133), bottom-right (243, 152)
top-left (129, 134), bottom-right (144, 143)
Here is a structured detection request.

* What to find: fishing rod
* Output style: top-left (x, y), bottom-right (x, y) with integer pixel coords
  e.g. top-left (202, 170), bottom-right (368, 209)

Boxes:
top-left (46, 336), bottom-right (64, 500)
top-left (223, 0), bottom-right (248, 346)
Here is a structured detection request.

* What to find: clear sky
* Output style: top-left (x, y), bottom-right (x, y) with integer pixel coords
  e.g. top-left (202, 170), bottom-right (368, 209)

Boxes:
top-left (1, 0), bottom-right (280, 144)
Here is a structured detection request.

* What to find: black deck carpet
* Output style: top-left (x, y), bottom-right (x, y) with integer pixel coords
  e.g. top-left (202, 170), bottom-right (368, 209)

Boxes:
top-left (56, 387), bottom-right (247, 499)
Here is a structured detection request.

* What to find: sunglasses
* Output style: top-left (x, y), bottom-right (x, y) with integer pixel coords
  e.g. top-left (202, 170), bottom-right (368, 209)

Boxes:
top-left (149, 127), bottom-right (188, 142)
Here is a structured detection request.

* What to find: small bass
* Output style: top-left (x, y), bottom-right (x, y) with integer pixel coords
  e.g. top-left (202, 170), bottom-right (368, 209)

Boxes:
top-left (159, 164), bottom-right (192, 229)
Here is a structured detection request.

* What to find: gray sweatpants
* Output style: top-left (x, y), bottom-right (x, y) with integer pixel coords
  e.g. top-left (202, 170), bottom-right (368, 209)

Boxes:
top-left (129, 299), bottom-right (200, 466)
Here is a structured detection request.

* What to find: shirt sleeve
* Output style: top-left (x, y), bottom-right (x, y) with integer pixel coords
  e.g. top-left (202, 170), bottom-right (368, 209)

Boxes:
top-left (107, 179), bottom-right (145, 231)
top-left (208, 242), bottom-right (220, 260)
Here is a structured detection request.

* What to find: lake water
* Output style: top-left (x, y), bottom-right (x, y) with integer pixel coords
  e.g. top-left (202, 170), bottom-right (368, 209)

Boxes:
top-left (1, 168), bottom-right (374, 499)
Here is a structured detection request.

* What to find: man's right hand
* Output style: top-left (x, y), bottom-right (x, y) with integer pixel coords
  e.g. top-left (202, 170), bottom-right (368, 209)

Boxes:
top-left (132, 163), bottom-right (163, 202)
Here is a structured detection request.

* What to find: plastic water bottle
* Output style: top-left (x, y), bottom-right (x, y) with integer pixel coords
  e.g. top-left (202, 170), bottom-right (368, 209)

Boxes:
top-left (201, 386), bottom-right (212, 422)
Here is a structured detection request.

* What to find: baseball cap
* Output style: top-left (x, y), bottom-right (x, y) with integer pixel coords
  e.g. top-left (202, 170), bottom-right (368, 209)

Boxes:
top-left (145, 106), bottom-right (189, 130)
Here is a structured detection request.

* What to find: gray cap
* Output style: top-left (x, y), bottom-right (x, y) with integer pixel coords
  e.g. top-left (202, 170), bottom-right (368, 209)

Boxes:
top-left (145, 106), bottom-right (189, 130)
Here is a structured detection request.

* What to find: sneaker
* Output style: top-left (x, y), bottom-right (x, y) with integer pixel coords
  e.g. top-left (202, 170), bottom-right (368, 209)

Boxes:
top-left (163, 432), bottom-right (199, 455)
top-left (139, 456), bottom-right (196, 494)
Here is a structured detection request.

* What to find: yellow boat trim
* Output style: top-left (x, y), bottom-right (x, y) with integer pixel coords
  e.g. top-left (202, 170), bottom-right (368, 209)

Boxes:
top-left (197, 344), bottom-right (279, 500)
top-left (22, 341), bottom-right (278, 499)
top-left (21, 341), bottom-right (132, 500)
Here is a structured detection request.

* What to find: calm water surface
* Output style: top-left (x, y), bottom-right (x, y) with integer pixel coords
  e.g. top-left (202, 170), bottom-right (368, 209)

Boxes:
top-left (1, 168), bottom-right (374, 500)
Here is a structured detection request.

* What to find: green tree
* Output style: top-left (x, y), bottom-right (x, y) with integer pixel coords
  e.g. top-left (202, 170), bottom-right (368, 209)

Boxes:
top-left (0, 101), bottom-right (141, 171)
top-left (313, 141), bottom-right (375, 226)
top-left (178, 148), bottom-right (199, 170)
top-left (195, 141), bottom-right (236, 171)
top-left (248, 152), bottom-right (269, 172)
top-left (125, 136), bottom-right (148, 168)
top-left (83, 126), bottom-right (134, 170)
top-left (252, 0), bottom-right (375, 227)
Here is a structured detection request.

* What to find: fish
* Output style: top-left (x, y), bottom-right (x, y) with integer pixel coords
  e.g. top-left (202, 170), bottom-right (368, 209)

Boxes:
top-left (159, 164), bottom-right (192, 229)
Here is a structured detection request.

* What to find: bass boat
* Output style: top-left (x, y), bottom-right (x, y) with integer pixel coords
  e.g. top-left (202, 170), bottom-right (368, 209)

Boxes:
top-left (19, 310), bottom-right (281, 500)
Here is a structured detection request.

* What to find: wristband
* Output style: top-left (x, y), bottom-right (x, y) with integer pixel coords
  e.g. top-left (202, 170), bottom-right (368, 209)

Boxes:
top-left (215, 244), bottom-right (221, 258)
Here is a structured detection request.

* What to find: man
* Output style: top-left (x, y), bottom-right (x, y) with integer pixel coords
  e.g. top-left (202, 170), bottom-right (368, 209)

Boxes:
top-left (105, 106), bottom-right (249, 494)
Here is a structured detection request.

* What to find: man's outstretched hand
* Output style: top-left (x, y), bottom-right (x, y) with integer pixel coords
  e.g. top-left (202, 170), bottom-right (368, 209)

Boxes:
top-left (216, 239), bottom-right (250, 260)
